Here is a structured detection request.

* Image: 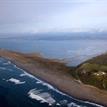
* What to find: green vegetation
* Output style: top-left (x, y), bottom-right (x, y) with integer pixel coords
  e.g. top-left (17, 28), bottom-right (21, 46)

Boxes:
top-left (69, 53), bottom-right (107, 90)
top-left (76, 63), bottom-right (107, 89)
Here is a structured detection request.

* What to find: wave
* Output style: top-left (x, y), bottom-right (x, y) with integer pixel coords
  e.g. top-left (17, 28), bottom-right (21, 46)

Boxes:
top-left (3, 61), bottom-right (11, 65)
top-left (28, 88), bottom-right (56, 106)
top-left (6, 78), bottom-right (25, 85)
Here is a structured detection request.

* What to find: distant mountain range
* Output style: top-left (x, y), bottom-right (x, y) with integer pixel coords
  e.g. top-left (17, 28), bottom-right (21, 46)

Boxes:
top-left (1, 32), bottom-right (107, 40)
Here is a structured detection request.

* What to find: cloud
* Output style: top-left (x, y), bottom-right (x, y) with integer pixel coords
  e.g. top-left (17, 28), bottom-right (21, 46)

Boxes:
top-left (0, 0), bottom-right (107, 33)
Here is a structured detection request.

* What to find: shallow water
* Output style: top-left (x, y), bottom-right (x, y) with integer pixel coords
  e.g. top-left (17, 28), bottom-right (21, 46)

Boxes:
top-left (0, 58), bottom-right (103, 107)
top-left (0, 38), bottom-right (107, 66)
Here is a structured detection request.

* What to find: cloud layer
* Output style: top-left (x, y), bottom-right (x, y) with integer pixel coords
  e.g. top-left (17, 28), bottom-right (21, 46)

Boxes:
top-left (0, 0), bottom-right (107, 33)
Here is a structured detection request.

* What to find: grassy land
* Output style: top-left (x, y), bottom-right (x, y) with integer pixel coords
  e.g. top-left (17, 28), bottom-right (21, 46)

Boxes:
top-left (69, 53), bottom-right (107, 90)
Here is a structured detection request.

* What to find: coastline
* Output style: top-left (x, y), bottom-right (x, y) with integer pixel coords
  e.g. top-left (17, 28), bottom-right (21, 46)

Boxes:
top-left (0, 49), bottom-right (107, 106)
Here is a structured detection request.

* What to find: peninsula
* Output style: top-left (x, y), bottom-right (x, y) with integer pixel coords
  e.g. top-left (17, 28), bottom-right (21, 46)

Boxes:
top-left (0, 49), bottom-right (107, 106)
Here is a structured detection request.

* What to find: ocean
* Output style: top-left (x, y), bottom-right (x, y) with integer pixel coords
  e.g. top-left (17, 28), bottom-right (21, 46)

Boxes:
top-left (0, 37), bottom-right (107, 66)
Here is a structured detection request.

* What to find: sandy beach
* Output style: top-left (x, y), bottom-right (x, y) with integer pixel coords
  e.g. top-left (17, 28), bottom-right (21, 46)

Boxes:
top-left (0, 49), bottom-right (107, 106)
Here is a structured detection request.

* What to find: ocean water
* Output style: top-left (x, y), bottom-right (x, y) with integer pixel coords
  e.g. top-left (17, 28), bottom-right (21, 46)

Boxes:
top-left (0, 58), bottom-right (103, 107)
top-left (0, 38), bottom-right (107, 66)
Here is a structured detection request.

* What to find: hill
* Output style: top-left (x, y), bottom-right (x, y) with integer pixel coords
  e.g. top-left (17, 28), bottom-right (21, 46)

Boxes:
top-left (72, 53), bottom-right (107, 90)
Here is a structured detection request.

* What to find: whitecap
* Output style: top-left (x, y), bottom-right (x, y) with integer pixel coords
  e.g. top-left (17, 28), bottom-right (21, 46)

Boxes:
top-left (84, 101), bottom-right (103, 107)
top-left (42, 82), bottom-right (54, 90)
top-left (56, 103), bottom-right (60, 106)
top-left (28, 88), bottom-right (56, 106)
top-left (67, 102), bottom-right (81, 107)
top-left (19, 69), bottom-right (68, 96)
top-left (6, 78), bottom-right (25, 85)
top-left (3, 61), bottom-right (11, 65)
top-left (20, 71), bottom-right (35, 78)
top-left (36, 81), bottom-right (42, 84)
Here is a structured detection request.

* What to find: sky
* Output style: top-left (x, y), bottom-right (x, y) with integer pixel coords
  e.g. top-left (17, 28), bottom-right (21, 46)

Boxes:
top-left (0, 0), bottom-right (107, 34)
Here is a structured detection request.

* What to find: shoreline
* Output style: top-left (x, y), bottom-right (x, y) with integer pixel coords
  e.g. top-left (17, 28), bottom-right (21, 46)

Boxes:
top-left (12, 60), bottom-right (103, 107)
top-left (1, 57), bottom-right (102, 107)
top-left (0, 49), bottom-right (107, 106)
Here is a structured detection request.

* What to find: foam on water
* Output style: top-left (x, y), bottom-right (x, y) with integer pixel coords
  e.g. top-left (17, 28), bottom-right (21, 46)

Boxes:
top-left (20, 71), bottom-right (35, 79)
top-left (84, 101), bottom-right (103, 107)
top-left (20, 71), bottom-right (67, 96)
top-left (3, 61), bottom-right (11, 65)
top-left (36, 81), bottom-right (41, 84)
top-left (67, 102), bottom-right (81, 107)
top-left (6, 78), bottom-right (25, 85)
top-left (28, 88), bottom-right (56, 106)
top-left (25, 71), bottom-right (67, 95)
